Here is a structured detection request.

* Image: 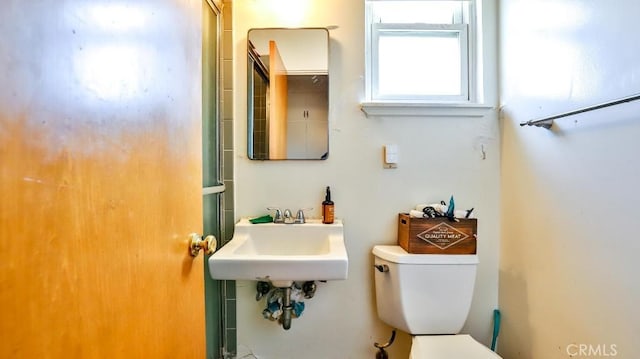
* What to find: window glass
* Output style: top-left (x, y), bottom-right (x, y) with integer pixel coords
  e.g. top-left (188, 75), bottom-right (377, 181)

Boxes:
top-left (378, 30), bottom-right (462, 97)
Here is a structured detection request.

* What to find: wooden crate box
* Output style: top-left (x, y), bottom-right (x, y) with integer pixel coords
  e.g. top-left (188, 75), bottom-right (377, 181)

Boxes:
top-left (397, 213), bottom-right (477, 254)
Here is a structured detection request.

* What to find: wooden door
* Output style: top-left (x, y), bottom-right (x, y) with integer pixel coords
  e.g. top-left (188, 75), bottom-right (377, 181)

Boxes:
top-left (0, 1), bottom-right (206, 358)
top-left (268, 40), bottom-right (289, 159)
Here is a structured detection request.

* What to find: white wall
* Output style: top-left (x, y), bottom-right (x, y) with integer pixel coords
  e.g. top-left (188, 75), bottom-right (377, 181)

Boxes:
top-left (233, 1), bottom-right (499, 357)
top-left (499, 0), bottom-right (640, 358)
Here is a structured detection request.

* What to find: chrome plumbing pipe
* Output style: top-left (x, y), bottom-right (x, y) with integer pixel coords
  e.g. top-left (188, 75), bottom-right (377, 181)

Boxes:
top-left (281, 287), bottom-right (293, 330)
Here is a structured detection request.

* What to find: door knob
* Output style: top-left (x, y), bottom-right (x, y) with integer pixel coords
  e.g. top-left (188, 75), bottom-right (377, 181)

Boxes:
top-left (189, 233), bottom-right (216, 257)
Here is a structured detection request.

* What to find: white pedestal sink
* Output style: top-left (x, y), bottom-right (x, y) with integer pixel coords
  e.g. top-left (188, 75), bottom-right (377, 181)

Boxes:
top-left (208, 218), bottom-right (348, 287)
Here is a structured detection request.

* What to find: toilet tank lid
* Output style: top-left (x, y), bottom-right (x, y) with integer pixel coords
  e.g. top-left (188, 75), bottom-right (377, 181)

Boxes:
top-left (372, 245), bottom-right (479, 265)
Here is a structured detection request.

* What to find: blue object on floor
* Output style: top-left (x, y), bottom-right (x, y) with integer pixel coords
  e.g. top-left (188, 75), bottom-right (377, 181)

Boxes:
top-left (491, 309), bottom-right (501, 351)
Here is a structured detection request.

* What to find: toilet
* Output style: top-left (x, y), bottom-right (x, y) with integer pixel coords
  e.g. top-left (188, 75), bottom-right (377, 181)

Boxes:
top-left (372, 245), bottom-right (502, 358)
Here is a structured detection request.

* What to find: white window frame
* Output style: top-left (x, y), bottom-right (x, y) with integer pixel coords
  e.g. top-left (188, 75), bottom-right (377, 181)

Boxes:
top-left (362, 0), bottom-right (491, 117)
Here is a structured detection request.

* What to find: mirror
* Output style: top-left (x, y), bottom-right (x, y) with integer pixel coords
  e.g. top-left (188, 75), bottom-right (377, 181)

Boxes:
top-left (247, 28), bottom-right (329, 160)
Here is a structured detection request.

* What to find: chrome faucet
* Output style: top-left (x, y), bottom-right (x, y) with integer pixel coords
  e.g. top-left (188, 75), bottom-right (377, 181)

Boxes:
top-left (268, 207), bottom-right (311, 224)
top-left (283, 209), bottom-right (294, 224)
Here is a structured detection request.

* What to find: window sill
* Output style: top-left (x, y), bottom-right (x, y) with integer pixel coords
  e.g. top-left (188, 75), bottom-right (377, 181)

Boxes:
top-left (360, 101), bottom-right (494, 118)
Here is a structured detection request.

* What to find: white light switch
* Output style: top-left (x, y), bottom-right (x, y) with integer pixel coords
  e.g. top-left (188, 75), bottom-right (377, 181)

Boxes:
top-left (384, 144), bottom-right (398, 169)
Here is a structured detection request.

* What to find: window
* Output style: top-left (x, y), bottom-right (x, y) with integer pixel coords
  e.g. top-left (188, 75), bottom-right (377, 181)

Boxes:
top-left (365, 0), bottom-right (478, 104)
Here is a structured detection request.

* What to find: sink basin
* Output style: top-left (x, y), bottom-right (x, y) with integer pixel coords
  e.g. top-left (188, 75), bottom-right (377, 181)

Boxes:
top-left (208, 218), bottom-right (348, 287)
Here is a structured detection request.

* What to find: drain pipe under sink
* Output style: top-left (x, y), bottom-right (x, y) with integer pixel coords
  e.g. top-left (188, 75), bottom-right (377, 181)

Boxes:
top-left (281, 287), bottom-right (293, 330)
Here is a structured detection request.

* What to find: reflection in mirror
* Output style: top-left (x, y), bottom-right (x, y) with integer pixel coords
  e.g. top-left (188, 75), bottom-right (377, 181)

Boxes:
top-left (247, 28), bottom-right (329, 160)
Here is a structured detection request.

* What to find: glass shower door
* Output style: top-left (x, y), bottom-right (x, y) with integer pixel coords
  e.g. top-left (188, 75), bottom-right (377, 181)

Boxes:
top-left (202, 2), bottom-right (226, 358)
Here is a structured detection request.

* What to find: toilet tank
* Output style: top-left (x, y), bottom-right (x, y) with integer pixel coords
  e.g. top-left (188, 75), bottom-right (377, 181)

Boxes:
top-left (372, 245), bottom-right (478, 335)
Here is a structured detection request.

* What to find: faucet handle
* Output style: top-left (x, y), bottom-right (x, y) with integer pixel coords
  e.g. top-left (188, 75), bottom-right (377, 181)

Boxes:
top-left (295, 208), bottom-right (313, 224)
top-left (267, 207), bottom-right (283, 223)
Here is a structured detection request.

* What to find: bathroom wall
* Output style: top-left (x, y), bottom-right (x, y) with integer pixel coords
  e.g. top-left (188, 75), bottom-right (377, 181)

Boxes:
top-left (499, 0), bottom-right (640, 357)
top-left (232, 1), bottom-right (500, 358)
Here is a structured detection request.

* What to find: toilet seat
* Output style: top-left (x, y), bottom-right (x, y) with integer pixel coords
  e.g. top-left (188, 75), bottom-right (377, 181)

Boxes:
top-left (410, 335), bottom-right (502, 359)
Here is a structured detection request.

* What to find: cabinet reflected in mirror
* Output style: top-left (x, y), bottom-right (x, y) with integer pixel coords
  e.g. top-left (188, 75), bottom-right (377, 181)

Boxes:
top-left (247, 28), bottom-right (329, 160)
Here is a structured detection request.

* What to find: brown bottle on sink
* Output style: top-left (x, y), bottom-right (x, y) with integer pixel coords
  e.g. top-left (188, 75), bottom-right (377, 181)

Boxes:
top-left (322, 186), bottom-right (334, 224)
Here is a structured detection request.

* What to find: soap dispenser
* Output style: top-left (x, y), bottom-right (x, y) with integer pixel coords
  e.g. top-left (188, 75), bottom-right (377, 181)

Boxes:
top-left (322, 186), bottom-right (334, 224)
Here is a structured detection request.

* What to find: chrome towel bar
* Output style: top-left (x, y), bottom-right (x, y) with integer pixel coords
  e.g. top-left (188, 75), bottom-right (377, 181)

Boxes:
top-left (520, 93), bottom-right (640, 129)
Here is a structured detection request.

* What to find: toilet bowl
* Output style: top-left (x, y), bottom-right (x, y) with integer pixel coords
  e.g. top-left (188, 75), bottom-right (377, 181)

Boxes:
top-left (372, 245), bottom-right (502, 359)
top-left (410, 335), bottom-right (501, 358)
